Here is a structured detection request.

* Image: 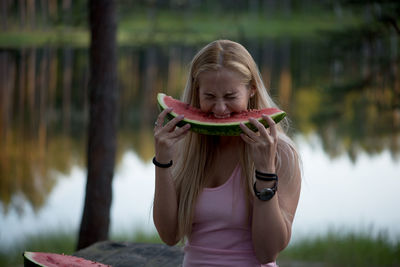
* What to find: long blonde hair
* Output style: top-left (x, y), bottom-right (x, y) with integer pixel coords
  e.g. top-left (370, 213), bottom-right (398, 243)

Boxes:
top-left (172, 40), bottom-right (300, 242)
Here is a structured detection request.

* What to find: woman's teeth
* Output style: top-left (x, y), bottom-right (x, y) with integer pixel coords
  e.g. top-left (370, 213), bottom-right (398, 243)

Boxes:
top-left (214, 114), bottom-right (230, 119)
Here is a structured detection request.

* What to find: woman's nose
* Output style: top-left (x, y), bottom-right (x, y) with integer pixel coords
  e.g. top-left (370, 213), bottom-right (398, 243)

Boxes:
top-left (213, 100), bottom-right (227, 114)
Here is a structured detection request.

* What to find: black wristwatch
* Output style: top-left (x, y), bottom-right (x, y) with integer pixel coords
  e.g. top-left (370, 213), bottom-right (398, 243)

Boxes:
top-left (253, 181), bottom-right (277, 201)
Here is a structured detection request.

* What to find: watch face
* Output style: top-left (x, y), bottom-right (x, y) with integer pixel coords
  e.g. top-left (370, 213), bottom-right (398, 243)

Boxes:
top-left (259, 188), bottom-right (275, 201)
top-left (253, 182), bottom-right (277, 201)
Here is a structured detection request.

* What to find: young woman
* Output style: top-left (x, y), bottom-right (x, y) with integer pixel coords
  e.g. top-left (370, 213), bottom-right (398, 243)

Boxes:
top-left (153, 40), bottom-right (301, 267)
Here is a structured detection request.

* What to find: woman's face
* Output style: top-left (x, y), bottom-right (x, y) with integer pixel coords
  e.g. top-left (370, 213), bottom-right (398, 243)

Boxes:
top-left (197, 68), bottom-right (254, 118)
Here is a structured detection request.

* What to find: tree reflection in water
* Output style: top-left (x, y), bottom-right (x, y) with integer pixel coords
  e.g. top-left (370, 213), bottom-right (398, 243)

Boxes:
top-left (0, 35), bottom-right (399, 214)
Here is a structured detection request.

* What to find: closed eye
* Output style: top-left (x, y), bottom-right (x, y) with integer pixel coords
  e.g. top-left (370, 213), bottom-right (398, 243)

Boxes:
top-left (225, 94), bottom-right (236, 99)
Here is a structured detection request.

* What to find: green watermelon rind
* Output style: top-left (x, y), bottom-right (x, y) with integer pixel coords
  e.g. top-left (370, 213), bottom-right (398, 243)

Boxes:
top-left (157, 93), bottom-right (286, 136)
top-left (24, 252), bottom-right (43, 267)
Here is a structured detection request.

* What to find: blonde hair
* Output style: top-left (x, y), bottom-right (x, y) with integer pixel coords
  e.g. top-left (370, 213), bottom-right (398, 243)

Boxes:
top-left (172, 40), bottom-right (300, 242)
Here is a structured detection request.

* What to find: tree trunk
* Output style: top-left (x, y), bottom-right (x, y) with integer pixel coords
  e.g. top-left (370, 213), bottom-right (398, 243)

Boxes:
top-left (19, 0), bottom-right (26, 28)
top-left (0, 0), bottom-right (9, 30)
top-left (27, 0), bottom-right (35, 29)
top-left (77, 0), bottom-right (118, 250)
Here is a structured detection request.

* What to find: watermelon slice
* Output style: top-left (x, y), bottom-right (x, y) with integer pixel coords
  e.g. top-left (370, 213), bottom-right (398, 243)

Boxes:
top-left (23, 251), bottom-right (111, 267)
top-left (157, 93), bottom-right (286, 136)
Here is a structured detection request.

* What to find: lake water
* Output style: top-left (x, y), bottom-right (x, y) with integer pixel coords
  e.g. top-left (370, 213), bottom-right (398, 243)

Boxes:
top-left (1, 134), bottom-right (399, 249)
top-left (1, 36), bottom-right (399, 250)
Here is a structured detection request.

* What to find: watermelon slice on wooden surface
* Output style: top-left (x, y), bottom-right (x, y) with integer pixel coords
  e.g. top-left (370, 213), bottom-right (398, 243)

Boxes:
top-left (23, 251), bottom-right (111, 267)
top-left (157, 93), bottom-right (286, 136)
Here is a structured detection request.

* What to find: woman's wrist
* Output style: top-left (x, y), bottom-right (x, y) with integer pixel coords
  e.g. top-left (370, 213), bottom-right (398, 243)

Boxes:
top-left (255, 170), bottom-right (277, 179)
top-left (153, 157), bottom-right (173, 168)
top-left (255, 180), bottom-right (276, 190)
top-left (254, 169), bottom-right (277, 190)
top-left (254, 167), bottom-right (276, 175)
top-left (155, 150), bottom-right (173, 164)
top-left (254, 161), bottom-right (276, 174)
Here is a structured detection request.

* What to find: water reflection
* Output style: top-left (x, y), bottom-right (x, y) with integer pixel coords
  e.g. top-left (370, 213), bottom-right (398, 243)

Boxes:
top-left (0, 48), bottom-right (88, 215)
top-left (2, 140), bottom-right (399, 249)
top-left (0, 37), bottom-right (399, 216)
top-left (293, 134), bottom-right (400, 244)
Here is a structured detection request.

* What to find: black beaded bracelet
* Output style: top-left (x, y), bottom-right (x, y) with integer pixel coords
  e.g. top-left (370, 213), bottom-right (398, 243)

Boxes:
top-left (152, 157), bottom-right (173, 168)
top-left (255, 170), bottom-right (278, 181)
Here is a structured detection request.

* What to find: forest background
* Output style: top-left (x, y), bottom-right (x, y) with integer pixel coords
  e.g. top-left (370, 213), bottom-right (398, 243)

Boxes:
top-left (1, 0), bottom-right (400, 266)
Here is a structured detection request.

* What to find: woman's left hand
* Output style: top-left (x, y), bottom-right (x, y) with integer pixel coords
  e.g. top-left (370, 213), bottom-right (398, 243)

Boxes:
top-left (239, 114), bottom-right (278, 173)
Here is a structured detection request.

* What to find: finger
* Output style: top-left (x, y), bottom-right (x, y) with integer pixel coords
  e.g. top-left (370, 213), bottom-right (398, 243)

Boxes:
top-left (263, 114), bottom-right (277, 138)
top-left (163, 114), bottom-right (185, 132)
top-left (240, 133), bottom-right (256, 144)
top-left (249, 117), bottom-right (269, 139)
top-left (171, 123), bottom-right (191, 139)
top-left (156, 107), bottom-right (173, 129)
top-left (240, 122), bottom-right (260, 141)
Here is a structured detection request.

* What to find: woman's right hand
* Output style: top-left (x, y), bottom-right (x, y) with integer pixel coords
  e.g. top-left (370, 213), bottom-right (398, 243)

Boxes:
top-left (154, 107), bottom-right (191, 163)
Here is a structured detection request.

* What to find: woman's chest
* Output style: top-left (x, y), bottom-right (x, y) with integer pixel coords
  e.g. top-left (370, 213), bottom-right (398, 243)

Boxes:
top-left (203, 149), bottom-right (240, 188)
top-left (193, 168), bottom-right (251, 229)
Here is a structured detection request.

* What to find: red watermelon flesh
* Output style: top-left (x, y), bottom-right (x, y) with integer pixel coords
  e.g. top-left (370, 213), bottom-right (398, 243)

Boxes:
top-left (162, 94), bottom-right (282, 123)
top-left (157, 93), bottom-right (286, 136)
top-left (24, 251), bottom-right (111, 267)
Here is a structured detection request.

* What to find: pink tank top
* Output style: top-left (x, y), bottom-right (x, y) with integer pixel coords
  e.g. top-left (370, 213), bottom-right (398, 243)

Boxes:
top-left (183, 165), bottom-right (278, 267)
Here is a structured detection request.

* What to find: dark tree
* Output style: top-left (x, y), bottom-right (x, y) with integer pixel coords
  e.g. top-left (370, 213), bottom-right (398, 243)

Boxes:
top-left (77, 0), bottom-right (118, 250)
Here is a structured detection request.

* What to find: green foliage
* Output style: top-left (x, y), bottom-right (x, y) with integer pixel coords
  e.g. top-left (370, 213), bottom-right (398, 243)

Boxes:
top-left (0, 229), bottom-right (77, 267)
top-left (0, 228), bottom-right (162, 267)
top-left (2, 228), bottom-right (399, 267)
top-left (280, 230), bottom-right (400, 267)
top-left (0, 7), bottom-right (362, 47)
top-left (0, 28), bottom-right (89, 48)
top-left (117, 8), bottom-right (361, 45)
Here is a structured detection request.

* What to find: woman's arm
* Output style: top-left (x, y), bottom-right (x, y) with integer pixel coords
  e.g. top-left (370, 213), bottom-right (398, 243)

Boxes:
top-left (152, 108), bottom-right (191, 246)
top-left (240, 115), bottom-right (301, 263)
top-left (251, 144), bottom-right (301, 263)
top-left (153, 166), bottom-right (180, 246)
